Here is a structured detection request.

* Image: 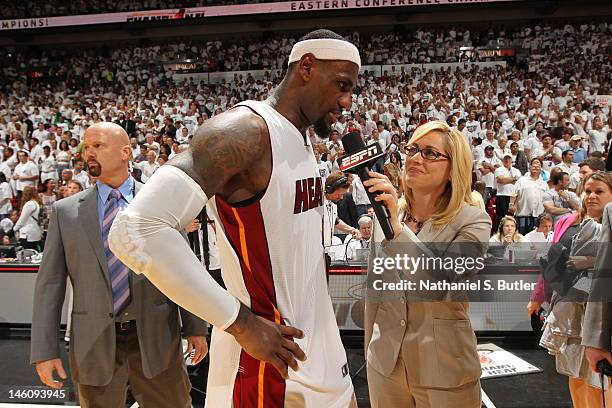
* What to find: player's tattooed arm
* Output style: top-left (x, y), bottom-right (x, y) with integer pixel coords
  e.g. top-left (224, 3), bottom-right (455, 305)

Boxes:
top-left (167, 109), bottom-right (306, 377)
top-left (170, 106), bottom-right (268, 197)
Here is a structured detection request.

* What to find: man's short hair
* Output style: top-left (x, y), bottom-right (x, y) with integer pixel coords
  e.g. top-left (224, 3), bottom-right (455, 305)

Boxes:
top-left (325, 172), bottom-right (350, 193)
top-left (588, 151), bottom-right (603, 160)
top-left (530, 157), bottom-right (542, 166)
top-left (357, 214), bottom-right (373, 227)
top-left (561, 150), bottom-right (573, 159)
top-left (298, 29), bottom-right (345, 43)
top-left (537, 213), bottom-right (553, 225)
top-left (551, 171), bottom-right (568, 185)
top-left (579, 158), bottom-right (605, 172)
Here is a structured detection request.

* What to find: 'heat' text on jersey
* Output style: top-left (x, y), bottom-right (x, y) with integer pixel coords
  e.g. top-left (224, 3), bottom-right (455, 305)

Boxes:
top-left (294, 177), bottom-right (323, 214)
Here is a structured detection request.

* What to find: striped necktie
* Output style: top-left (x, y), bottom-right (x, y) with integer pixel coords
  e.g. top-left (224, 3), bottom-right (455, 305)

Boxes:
top-left (102, 189), bottom-right (131, 317)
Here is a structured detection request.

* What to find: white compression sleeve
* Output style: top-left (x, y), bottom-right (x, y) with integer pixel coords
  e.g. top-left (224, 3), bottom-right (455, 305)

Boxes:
top-left (108, 165), bottom-right (240, 330)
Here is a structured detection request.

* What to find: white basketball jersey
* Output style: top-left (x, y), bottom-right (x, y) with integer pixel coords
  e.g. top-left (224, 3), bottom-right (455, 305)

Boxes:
top-left (205, 101), bottom-right (354, 408)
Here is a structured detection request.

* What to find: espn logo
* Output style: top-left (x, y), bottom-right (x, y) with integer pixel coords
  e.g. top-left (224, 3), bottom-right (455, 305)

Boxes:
top-left (338, 144), bottom-right (384, 171)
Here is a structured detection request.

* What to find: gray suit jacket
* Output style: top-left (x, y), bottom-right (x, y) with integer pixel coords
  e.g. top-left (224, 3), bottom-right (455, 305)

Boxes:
top-left (30, 183), bottom-right (208, 386)
top-left (365, 204), bottom-right (491, 389)
top-left (582, 202), bottom-right (612, 351)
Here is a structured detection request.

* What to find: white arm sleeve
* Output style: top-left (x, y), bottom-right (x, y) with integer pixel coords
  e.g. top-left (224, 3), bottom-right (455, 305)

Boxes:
top-left (108, 164), bottom-right (240, 330)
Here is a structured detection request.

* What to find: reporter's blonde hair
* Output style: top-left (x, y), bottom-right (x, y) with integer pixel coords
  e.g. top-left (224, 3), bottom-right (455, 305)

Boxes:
top-left (399, 120), bottom-right (475, 227)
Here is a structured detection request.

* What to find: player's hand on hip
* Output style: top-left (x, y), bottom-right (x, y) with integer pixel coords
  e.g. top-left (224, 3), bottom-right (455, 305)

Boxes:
top-left (227, 304), bottom-right (306, 379)
top-left (35, 358), bottom-right (67, 389)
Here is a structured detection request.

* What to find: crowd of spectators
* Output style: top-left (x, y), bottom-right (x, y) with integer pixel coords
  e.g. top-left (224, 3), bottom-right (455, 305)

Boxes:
top-left (0, 21), bottom-right (610, 251)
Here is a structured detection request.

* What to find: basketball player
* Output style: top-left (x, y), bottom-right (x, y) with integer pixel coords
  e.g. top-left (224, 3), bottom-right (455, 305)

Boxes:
top-left (109, 29), bottom-right (359, 407)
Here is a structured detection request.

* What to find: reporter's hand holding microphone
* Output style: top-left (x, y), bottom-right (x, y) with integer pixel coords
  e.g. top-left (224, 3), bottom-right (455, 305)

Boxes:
top-left (362, 172), bottom-right (403, 240)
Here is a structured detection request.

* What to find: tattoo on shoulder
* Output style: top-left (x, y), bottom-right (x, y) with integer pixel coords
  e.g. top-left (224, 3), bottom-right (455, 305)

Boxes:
top-left (189, 108), bottom-right (267, 194)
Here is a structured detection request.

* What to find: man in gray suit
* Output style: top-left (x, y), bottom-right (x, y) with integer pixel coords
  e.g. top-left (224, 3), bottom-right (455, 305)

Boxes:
top-left (30, 122), bottom-right (208, 408)
top-left (583, 202), bottom-right (612, 373)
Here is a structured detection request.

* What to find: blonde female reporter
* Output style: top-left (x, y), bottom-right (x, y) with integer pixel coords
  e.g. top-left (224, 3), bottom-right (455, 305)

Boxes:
top-left (363, 121), bottom-right (491, 408)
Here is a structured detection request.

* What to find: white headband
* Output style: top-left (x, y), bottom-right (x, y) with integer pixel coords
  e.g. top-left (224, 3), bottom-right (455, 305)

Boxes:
top-left (288, 38), bottom-right (361, 68)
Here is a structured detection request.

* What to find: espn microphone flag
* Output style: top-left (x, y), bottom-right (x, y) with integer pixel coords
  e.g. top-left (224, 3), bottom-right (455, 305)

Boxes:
top-left (339, 131), bottom-right (395, 240)
top-left (338, 143), bottom-right (385, 172)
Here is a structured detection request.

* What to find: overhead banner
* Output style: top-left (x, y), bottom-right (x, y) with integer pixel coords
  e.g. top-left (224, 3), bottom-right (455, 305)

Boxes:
top-left (1, 0), bottom-right (518, 31)
top-left (172, 62), bottom-right (505, 84)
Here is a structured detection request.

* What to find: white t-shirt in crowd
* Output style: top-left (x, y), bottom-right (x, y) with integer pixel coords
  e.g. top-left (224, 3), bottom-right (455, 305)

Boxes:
top-left (478, 156), bottom-right (502, 189)
top-left (317, 161), bottom-right (332, 181)
top-left (14, 161), bottom-right (39, 191)
top-left (352, 177), bottom-right (370, 206)
top-left (32, 129), bottom-right (50, 142)
top-left (134, 161), bottom-right (160, 183)
top-left (0, 181), bottom-right (12, 215)
top-left (379, 129), bottom-right (391, 146)
top-left (524, 138), bottom-right (543, 159)
top-left (588, 129), bottom-right (607, 153)
top-left (530, 146), bottom-right (562, 171)
top-left (465, 120), bottom-right (481, 139)
top-left (481, 139), bottom-right (499, 150)
top-left (345, 238), bottom-right (370, 260)
top-left (13, 200), bottom-right (42, 242)
top-left (524, 229), bottom-right (553, 253)
top-left (524, 230), bottom-right (553, 243)
top-left (512, 175), bottom-right (548, 217)
top-left (494, 166), bottom-right (522, 196)
top-left (553, 162), bottom-right (579, 176)
top-left (73, 171), bottom-right (90, 189)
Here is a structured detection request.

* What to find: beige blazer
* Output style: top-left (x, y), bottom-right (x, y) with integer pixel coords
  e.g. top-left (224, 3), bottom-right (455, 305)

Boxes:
top-left (582, 202), bottom-right (612, 351)
top-left (365, 203), bottom-right (491, 389)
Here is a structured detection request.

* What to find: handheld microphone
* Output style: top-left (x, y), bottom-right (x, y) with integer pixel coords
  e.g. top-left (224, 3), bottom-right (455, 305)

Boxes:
top-left (339, 131), bottom-right (395, 240)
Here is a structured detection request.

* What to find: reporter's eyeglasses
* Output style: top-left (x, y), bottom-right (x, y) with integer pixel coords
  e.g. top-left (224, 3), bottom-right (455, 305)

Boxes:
top-left (405, 145), bottom-right (450, 161)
